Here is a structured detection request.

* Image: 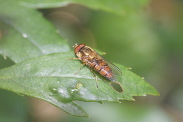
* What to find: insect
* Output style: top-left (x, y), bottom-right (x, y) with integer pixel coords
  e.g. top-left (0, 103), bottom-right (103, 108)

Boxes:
top-left (73, 44), bottom-right (122, 85)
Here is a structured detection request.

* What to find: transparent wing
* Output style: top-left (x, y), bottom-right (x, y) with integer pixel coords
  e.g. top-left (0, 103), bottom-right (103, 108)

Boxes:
top-left (96, 53), bottom-right (122, 81)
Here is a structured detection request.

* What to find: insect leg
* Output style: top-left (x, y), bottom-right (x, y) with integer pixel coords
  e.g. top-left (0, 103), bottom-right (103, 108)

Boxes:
top-left (90, 67), bottom-right (99, 88)
top-left (67, 57), bottom-right (79, 60)
top-left (74, 63), bottom-right (85, 75)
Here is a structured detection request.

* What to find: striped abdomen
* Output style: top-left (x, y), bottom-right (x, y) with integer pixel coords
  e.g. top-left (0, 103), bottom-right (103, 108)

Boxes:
top-left (86, 57), bottom-right (115, 81)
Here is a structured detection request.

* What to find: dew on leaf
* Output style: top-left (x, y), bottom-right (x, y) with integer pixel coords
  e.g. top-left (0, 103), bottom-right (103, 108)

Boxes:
top-left (22, 33), bottom-right (28, 38)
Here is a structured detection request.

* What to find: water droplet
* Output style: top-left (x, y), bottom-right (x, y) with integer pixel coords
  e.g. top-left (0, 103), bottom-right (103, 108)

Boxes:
top-left (58, 88), bottom-right (71, 99)
top-left (49, 87), bottom-right (72, 103)
top-left (52, 88), bottom-right (57, 91)
top-left (22, 33), bottom-right (28, 38)
top-left (51, 88), bottom-right (58, 93)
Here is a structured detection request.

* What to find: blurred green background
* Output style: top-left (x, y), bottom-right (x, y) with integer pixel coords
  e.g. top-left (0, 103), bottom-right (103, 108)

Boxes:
top-left (1, 0), bottom-right (183, 121)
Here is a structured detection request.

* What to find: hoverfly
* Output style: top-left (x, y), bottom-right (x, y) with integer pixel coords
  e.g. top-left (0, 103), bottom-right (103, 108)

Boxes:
top-left (73, 44), bottom-right (123, 92)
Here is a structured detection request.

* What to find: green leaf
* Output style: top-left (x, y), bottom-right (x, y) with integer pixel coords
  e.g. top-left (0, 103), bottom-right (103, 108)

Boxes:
top-left (0, 0), bottom-right (148, 63)
top-left (0, 1), bottom-right (70, 63)
top-left (20, 0), bottom-right (149, 14)
top-left (0, 52), bottom-right (159, 117)
top-left (0, 0), bottom-right (159, 117)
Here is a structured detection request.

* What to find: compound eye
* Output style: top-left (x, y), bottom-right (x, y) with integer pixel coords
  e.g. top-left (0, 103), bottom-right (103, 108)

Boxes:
top-left (74, 44), bottom-right (85, 53)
